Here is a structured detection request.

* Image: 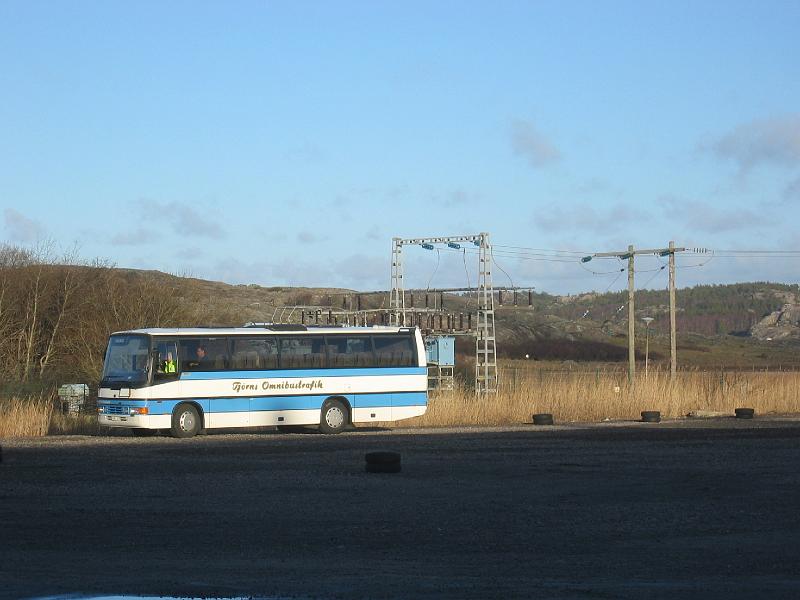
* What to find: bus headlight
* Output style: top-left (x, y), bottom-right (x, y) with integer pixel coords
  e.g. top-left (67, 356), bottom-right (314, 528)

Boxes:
top-left (129, 407), bottom-right (149, 416)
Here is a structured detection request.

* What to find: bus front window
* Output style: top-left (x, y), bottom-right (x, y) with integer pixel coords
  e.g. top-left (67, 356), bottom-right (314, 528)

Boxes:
top-left (101, 335), bottom-right (150, 385)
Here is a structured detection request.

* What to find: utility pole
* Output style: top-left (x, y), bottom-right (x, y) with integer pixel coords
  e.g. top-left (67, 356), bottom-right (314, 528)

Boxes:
top-left (643, 316), bottom-right (654, 379)
top-left (627, 245), bottom-right (635, 383)
top-left (668, 240), bottom-right (677, 378)
top-left (583, 243), bottom-right (687, 384)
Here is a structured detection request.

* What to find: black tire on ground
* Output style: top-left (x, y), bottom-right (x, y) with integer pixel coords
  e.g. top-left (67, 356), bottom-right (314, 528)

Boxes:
top-left (365, 452), bottom-right (401, 473)
top-left (319, 398), bottom-right (349, 434)
top-left (641, 411), bottom-right (661, 423)
top-left (735, 407), bottom-right (755, 419)
top-left (532, 413), bottom-right (554, 426)
top-left (171, 403), bottom-right (201, 438)
top-left (132, 428), bottom-right (157, 437)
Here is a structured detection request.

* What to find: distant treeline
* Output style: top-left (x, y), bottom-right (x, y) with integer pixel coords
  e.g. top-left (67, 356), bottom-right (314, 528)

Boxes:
top-left (545, 283), bottom-right (795, 337)
top-left (0, 243), bottom-right (233, 390)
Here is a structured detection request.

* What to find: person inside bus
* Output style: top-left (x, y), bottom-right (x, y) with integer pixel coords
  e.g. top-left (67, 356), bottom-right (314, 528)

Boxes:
top-left (162, 351), bottom-right (176, 374)
top-left (186, 344), bottom-right (208, 369)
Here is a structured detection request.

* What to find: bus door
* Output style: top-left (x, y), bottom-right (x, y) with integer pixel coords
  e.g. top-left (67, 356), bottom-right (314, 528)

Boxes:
top-left (152, 340), bottom-right (181, 414)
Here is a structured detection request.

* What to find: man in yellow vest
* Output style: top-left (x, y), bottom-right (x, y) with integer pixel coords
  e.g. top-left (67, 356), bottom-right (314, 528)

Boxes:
top-left (163, 351), bottom-right (176, 374)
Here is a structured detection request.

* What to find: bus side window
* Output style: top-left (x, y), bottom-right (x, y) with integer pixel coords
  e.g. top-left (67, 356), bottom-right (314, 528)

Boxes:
top-left (373, 336), bottom-right (415, 367)
top-left (182, 338), bottom-right (228, 371)
top-left (280, 336), bottom-right (326, 369)
top-left (325, 336), bottom-right (374, 368)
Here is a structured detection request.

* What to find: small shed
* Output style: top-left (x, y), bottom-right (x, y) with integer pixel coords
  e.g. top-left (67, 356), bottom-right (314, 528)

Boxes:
top-left (424, 336), bottom-right (455, 391)
top-left (425, 335), bottom-right (455, 366)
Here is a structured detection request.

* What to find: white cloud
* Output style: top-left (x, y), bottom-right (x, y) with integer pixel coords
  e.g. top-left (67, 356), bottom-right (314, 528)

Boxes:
top-left (3, 208), bottom-right (46, 242)
top-left (141, 200), bottom-right (225, 239)
top-left (784, 176), bottom-right (800, 202)
top-left (532, 202), bottom-right (647, 233)
top-left (510, 119), bottom-right (560, 168)
top-left (660, 196), bottom-right (769, 233)
top-left (297, 231), bottom-right (327, 244)
top-left (710, 114), bottom-right (800, 173)
top-left (111, 227), bottom-right (159, 246)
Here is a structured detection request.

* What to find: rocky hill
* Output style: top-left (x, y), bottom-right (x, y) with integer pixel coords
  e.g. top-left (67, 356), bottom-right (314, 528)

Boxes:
top-left (750, 304), bottom-right (800, 341)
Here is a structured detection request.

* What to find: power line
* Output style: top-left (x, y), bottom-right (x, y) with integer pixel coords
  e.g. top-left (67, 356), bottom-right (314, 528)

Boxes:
top-left (492, 251), bottom-right (515, 289)
top-left (425, 248), bottom-right (440, 290)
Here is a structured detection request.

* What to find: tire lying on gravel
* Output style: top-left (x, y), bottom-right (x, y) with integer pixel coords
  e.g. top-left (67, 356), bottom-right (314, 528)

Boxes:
top-left (735, 407), bottom-right (755, 419)
top-left (171, 403), bottom-right (201, 438)
top-left (641, 411), bottom-right (661, 423)
top-left (532, 413), bottom-right (554, 426)
top-left (365, 451), bottom-right (401, 473)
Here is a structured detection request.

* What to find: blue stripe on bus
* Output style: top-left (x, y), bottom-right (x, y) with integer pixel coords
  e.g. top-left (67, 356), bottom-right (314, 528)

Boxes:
top-left (179, 367), bottom-right (426, 380)
top-left (355, 391), bottom-right (427, 408)
top-left (137, 391), bottom-right (427, 415)
top-left (389, 391), bottom-right (427, 407)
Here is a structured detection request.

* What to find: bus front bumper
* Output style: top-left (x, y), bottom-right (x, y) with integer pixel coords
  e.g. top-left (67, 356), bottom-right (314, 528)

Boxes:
top-left (99, 414), bottom-right (174, 429)
top-left (98, 412), bottom-right (149, 428)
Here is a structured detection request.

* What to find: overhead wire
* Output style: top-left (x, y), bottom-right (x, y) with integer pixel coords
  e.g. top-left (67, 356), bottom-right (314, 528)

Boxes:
top-left (675, 252), bottom-right (716, 270)
top-left (462, 249), bottom-right (472, 310)
top-left (491, 249), bottom-right (515, 290)
top-left (493, 244), bottom-right (591, 255)
top-left (425, 248), bottom-right (440, 290)
top-left (437, 245), bottom-right (577, 263)
top-left (640, 265), bottom-right (667, 289)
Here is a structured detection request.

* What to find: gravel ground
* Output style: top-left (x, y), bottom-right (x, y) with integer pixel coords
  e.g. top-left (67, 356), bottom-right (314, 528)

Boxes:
top-left (2, 418), bottom-right (800, 599)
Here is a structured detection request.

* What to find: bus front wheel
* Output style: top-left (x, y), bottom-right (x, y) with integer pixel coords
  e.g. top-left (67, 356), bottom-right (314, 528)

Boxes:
top-left (319, 399), bottom-right (348, 434)
top-left (171, 404), bottom-right (201, 438)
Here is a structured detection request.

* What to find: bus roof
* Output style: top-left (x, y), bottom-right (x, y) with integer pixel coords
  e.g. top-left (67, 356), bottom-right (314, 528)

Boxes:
top-left (111, 326), bottom-right (415, 337)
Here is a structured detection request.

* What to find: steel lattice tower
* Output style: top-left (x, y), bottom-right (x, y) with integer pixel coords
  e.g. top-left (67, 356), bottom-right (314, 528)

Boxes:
top-left (389, 237), bottom-right (405, 326)
top-left (388, 233), bottom-right (498, 394)
top-left (475, 232), bottom-right (498, 395)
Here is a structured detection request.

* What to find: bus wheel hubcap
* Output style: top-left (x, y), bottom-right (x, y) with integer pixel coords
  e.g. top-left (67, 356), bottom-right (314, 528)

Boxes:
top-left (180, 412), bottom-right (194, 430)
top-left (326, 407), bottom-right (344, 428)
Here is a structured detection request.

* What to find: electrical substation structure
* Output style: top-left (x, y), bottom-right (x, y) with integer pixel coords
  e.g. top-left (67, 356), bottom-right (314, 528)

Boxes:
top-left (390, 234), bottom-right (498, 396)
top-left (259, 233), bottom-right (536, 396)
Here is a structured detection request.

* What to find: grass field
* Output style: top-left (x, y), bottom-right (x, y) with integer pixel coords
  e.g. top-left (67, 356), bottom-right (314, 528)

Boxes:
top-left (2, 365), bottom-right (799, 437)
top-left (0, 394), bottom-right (99, 438)
top-left (407, 363), bottom-right (800, 427)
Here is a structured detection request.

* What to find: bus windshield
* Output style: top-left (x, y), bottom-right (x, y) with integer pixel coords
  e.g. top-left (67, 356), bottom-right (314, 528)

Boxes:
top-left (101, 334), bottom-right (151, 385)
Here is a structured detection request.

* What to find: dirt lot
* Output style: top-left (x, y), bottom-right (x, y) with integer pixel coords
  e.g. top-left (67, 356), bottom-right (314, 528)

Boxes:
top-left (2, 419), bottom-right (800, 599)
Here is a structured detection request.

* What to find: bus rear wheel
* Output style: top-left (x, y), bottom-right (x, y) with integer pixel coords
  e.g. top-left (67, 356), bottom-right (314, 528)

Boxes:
top-left (319, 399), bottom-right (348, 434)
top-left (171, 404), bottom-right (201, 438)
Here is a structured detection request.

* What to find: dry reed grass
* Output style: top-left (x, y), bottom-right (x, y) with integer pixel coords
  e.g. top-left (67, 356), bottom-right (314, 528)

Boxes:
top-left (0, 395), bottom-right (54, 438)
top-left (3, 369), bottom-right (800, 437)
top-left (0, 395), bottom-right (99, 438)
top-left (407, 368), bottom-right (800, 427)
top-left (48, 412), bottom-right (101, 436)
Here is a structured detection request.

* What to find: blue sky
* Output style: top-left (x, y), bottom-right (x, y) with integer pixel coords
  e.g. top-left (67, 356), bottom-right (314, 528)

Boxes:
top-left (1, 1), bottom-right (799, 294)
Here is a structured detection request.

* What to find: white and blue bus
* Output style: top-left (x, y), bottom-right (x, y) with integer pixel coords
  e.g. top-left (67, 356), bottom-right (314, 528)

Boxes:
top-left (97, 325), bottom-right (428, 438)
